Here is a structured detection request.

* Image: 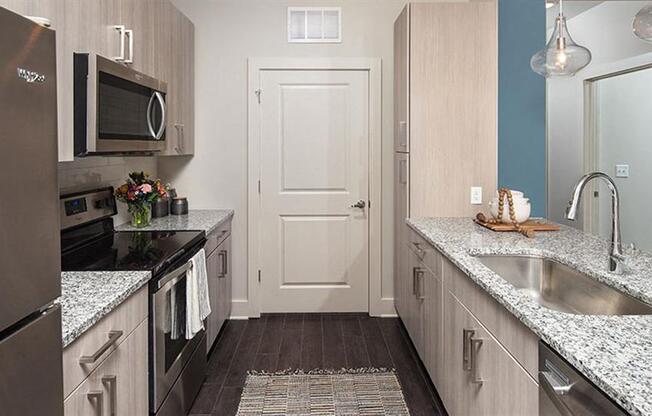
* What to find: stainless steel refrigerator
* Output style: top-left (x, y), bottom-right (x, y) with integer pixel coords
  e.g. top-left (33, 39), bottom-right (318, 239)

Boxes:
top-left (0, 7), bottom-right (63, 415)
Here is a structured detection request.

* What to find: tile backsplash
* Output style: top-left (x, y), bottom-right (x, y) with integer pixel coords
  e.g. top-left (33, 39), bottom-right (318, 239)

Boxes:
top-left (58, 157), bottom-right (158, 225)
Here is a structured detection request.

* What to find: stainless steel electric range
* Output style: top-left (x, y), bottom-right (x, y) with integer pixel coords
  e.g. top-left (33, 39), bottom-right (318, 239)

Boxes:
top-left (60, 187), bottom-right (207, 416)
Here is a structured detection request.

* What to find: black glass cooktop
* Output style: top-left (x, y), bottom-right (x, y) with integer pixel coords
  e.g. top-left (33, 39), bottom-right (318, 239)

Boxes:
top-left (61, 230), bottom-right (204, 275)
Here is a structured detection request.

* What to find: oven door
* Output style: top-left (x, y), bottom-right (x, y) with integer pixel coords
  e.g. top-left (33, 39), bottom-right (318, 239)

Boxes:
top-left (152, 261), bottom-right (204, 412)
top-left (74, 54), bottom-right (167, 155)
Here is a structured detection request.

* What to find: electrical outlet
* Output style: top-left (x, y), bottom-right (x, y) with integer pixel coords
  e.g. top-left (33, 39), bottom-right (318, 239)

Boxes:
top-left (615, 164), bottom-right (629, 178)
top-left (471, 187), bottom-right (483, 205)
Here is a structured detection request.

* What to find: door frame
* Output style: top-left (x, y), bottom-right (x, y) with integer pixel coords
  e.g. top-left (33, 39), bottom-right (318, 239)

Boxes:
top-left (581, 52), bottom-right (652, 233)
top-left (246, 57), bottom-right (383, 318)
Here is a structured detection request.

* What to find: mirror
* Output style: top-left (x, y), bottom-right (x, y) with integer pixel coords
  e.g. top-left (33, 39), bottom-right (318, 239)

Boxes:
top-left (547, 1), bottom-right (652, 251)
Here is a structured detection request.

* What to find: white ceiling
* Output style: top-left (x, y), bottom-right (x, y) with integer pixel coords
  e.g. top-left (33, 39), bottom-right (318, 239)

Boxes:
top-left (546, 1), bottom-right (603, 27)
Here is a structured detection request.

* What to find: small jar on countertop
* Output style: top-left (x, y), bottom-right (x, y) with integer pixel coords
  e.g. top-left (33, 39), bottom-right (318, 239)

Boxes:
top-left (152, 198), bottom-right (170, 218)
top-left (171, 197), bottom-right (189, 215)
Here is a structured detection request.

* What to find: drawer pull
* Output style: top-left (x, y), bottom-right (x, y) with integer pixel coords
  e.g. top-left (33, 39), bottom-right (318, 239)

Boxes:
top-left (415, 269), bottom-right (425, 300)
top-left (102, 375), bottom-right (117, 416)
top-left (412, 267), bottom-right (418, 296)
top-left (462, 328), bottom-right (475, 371)
top-left (413, 242), bottom-right (426, 259)
top-left (470, 337), bottom-right (485, 384)
top-left (86, 390), bottom-right (104, 416)
top-left (79, 330), bottom-right (124, 364)
top-left (218, 250), bottom-right (228, 277)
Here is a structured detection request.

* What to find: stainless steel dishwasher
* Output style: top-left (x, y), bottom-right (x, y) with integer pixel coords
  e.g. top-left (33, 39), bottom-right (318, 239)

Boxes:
top-left (539, 342), bottom-right (627, 416)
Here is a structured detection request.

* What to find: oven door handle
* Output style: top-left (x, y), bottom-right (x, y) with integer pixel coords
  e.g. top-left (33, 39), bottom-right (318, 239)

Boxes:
top-left (157, 261), bottom-right (192, 290)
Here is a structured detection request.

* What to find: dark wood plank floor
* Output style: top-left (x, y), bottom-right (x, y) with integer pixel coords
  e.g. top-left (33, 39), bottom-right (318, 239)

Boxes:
top-left (189, 313), bottom-right (447, 416)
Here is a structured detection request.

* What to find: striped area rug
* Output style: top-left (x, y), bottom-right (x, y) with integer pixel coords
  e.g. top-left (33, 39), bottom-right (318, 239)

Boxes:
top-left (236, 368), bottom-right (410, 416)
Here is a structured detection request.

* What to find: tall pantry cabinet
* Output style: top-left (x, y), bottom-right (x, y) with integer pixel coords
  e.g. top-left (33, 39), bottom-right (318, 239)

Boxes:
top-left (393, 1), bottom-right (498, 412)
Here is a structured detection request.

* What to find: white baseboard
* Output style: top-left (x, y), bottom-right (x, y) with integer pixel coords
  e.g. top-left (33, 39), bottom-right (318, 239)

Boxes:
top-left (229, 298), bottom-right (396, 318)
top-left (370, 297), bottom-right (396, 317)
top-left (230, 298), bottom-right (257, 319)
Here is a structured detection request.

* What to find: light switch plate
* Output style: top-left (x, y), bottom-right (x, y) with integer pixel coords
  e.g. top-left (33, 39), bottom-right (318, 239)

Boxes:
top-left (615, 164), bottom-right (629, 178)
top-left (471, 187), bottom-right (482, 205)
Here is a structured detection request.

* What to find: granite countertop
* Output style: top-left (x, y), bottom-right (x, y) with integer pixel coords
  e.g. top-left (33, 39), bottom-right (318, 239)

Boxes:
top-left (116, 209), bottom-right (234, 234)
top-left (60, 210), bottom-right (234, 348)
top-left (407, 217), bottom-right (652, 416)
top-left (58, 271), bottom-right (151, 348)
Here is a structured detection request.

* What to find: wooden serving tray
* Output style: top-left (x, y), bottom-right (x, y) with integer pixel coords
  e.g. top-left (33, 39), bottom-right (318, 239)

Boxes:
top-left (473, 219), bottom-right (560, 233)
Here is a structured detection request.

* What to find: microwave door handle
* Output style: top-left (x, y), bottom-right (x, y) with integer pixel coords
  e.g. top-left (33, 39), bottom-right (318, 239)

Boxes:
top-left (154, 92), bottom-right (166, 140)
top-left (146, 92), bottom-right (157, 138)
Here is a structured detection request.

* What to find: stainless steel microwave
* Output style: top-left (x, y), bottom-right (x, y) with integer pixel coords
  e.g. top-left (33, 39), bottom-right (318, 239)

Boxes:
top-left (73, 54), bottom-right (167, 156)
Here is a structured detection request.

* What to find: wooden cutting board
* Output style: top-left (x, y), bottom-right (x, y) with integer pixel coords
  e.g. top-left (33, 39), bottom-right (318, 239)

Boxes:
top-left (473, 218), bottom-right (560, 233)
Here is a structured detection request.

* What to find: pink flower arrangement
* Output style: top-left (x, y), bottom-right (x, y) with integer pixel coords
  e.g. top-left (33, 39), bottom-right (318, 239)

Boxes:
top-left (115, 172), bottom-right (168, 207)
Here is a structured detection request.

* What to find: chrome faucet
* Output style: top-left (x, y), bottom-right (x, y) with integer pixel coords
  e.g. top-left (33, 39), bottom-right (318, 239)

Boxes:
top-left (565, 172), bottom-right (624, 273)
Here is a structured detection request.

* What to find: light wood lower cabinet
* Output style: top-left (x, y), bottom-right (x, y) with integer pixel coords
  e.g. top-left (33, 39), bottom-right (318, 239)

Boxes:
top-left (403, 241), bottom-right (444, 388)
top-left (395, 231), bottom-right (539, 415)
top-left (443, 290), bottom-right (538, 416)
top-left (421, 259), bottom-right (443, 388)
top-left (64, 319), bottom-right (148, 416)
top-left (206, 222), bottom-right (233, 353)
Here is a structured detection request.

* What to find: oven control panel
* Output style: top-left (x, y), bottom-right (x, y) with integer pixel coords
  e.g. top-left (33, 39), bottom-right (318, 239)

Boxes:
top-left (60, 187), bottom-right (117, 230)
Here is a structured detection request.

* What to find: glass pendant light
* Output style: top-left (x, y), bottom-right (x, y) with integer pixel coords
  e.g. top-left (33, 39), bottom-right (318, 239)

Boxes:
top-left (531, 0), bottom-right (592, 77)
top-left (633, 5), bottom-right (652, 42)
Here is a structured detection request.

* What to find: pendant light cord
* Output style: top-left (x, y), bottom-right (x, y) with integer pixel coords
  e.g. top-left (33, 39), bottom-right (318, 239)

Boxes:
top-left (559, 0), bottom-right (563, 18)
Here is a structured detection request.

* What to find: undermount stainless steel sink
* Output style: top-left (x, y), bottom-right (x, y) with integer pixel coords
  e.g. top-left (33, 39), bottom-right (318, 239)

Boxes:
top-left (475, 255), bottom-right (652, 315)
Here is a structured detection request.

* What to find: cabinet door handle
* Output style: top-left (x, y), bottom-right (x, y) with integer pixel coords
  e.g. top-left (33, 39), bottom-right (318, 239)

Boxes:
top-left (113, 25), bottom-right (126, 61)
top-left (124, 29), bottom-right (134, 64)
top-left (462, 328), bottom-right (475, 371)
top-left (79, 330), bottom-right (123, 364)
top-left (412, 267), bottom-right (418, 296)
top-left (413, 242), bottom-right (426, 259)
top-left (86, 390), bottom-right (104, 416)
top-left (399, 159), bottom-right (408, 184)
top-left (470, 337), bottom-right (484, 384)
top-left (416, 269), bottom-right (425, 300)
top-left (102, 375), bottom-right (117, 416)
top-left (399, 120), bottom-right (407, 147)
top-left (218, 250), bottom-right (228, 277)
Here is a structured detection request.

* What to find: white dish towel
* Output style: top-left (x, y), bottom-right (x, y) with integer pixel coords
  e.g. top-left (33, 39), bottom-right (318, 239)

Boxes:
top-left (186, 248), bottom-right (211, 339)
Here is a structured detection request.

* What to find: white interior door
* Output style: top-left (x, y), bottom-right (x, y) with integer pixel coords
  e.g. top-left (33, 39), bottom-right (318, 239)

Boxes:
top-left (259, 69), bottom-right (369, 313)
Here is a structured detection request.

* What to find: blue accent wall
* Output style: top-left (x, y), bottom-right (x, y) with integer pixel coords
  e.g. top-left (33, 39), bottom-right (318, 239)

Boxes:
top-left (498, 0), bottom-right (547, 217)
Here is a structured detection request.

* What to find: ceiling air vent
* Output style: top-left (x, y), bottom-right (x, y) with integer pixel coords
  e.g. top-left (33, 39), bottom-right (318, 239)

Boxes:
top-left (287, 7), bottom-right (342, 43)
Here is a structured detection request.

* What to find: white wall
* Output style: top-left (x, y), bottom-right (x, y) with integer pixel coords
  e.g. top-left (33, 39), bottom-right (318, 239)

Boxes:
top-left (59, 157), bottom-right (158, 225)
top-left (547, 1), bottom-right (652, 227)
top-left (596, 69), bottom-right (652, 251)
top-left (160, 0), bottom-right (413, 317)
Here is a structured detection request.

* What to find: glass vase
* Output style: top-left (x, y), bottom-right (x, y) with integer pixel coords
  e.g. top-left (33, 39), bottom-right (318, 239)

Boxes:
top-left (130, 203), bottom-right (152, 228)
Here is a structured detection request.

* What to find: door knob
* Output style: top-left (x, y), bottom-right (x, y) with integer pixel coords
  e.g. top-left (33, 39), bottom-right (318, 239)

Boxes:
top-left (351, 200), bottom-right (366, 209)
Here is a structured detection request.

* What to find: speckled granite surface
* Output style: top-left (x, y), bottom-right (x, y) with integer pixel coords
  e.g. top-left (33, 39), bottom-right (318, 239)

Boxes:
top-left (58, 271), bottom-right (151, 348)
top-left (116, 209), bottom-right (234, 234)
top-left (407, 217), bottom-right (652, 416)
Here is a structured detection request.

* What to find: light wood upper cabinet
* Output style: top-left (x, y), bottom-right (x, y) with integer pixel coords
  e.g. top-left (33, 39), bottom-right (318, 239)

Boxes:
top-left (393, 2), bottom-right (497, 218)
top-left (393, 5), bottom-right (409, 153)
top-left (160, 7), bottom-right (195, 156)
top-left (0, 0), bottom-right (194, 160)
